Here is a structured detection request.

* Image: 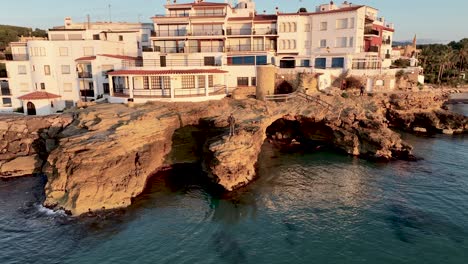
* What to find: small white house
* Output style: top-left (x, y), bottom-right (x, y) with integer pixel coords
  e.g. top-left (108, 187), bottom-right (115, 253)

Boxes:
top-left (18, 91), bottom-right (64, 116)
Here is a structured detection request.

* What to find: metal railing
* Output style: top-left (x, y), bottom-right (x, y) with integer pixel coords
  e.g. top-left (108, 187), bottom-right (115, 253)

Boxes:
top-left (133, 89), bottom-right (171, 98)
top-left (364, 29), bottom-right (380, 36)
top-left (192, 30), bottom-right (223, 36)
top-left (226, 44), bottom-right (267, 52)
top-left (154, 30), bottom-right (187, 37)
top-left (80, 89), bottom-right (95, 97)
top-left (122, 59), bottom-right (219, 68)
top-left (226, 28), bottom-right (252, 36)
top-left (253, 28), bottom-right (277, 35)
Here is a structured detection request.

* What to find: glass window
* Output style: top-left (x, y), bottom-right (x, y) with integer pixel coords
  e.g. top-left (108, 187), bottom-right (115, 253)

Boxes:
top-left (336, 18), bottom-right (348, 29)
top-left (336, 37), bottom-right (347, 48)
top-left (315, 58), bottom-right (326, 69)
top-left (40, 83), bottom-right (46, 90)
top-left (320, 39), bottom-right (327, 48)
top-left (237, 77), bottom-right (249, 86)
top-left (44, 65), bottom-right (51, 75)
top-left (251, 77), bottom-right (256, 86)
top-left (181, 76), bottom-right (195, 89)
top-left (59, 47), bottom-right (68, 56)
top-left (300, 60), bottom-right (310, 67)
top-left (2, 97), bottom-right (12, 107)
top-left (83, 47), bottom-right (94, 56)
top-left (61, 65), bottom-right (70, 74)
top-left (349, 37), bottom-right (354, 47)
top-left (197, 75), bottom-right (206, 88)
top-left (256, 56), bottom-right (267, 65)
top-left (304, 24), bottom-right (310, 32)
top-left (320, 22), bottom-right (327, 31)
top-left (331, 57), bottom-right (345, 68)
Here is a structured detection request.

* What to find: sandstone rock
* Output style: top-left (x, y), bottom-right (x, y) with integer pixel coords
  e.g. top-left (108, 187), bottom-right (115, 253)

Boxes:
top-left (414, 127), bottom-right (427, 133)
top-left (0, 155), bottom-right (41, 177)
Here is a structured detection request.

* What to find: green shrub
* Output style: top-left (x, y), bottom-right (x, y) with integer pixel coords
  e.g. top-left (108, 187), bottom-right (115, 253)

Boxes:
top-left (341, 92), bottom-right (349, 98)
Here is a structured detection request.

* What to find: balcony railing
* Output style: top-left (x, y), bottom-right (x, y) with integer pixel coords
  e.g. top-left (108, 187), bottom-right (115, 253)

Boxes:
top-left (0, 71), bottom-right (7, 78)
top-left (112, 86), bottom-right (226, 98)
top-left (4, 54), bottom-right (29, 61)
top-left (133, 89), bottom-right (171, 98)
top-left (122, 58), bottom-right (217, 68)
top-left (253, 28), bottom-right (277, 35)
top-left (364, 29), bottom-right (380, 36)
top-left (366, 46), bottom-right (379, 52)
top-left (192, 30), bottom-right (223, 36)
top-left (226, 28), bottom-right (252, 36)
top-left (153, 13), bottom-right (190, 18)
top-left (226, 44), bottom-right (268, 52)
top-left (154, 30), bottom-right (187, 37)
top-left (150, 46), bottom-right (223, 53)
top-left (78, 72), bottom-right (93, 78)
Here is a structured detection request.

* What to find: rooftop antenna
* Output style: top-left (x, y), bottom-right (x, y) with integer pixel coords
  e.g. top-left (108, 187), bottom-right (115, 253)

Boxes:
top-left (86, 14), bottom-right (91, 29)
top-left (108, 4), bottom-right (112, 23)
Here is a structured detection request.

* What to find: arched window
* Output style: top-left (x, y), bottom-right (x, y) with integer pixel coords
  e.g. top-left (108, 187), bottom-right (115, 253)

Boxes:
top-left (292, 22), bottom-right (297, 32)
top-left (287, 40), bottom-right (291, 50)
top-left (292, 40), bottom-right (296, 49)
top-left (287, 23), bottom-right (291, 33)
top-left (281, 40), bottom-right (286, 49)
top-left (280, 23), bottom-right (285, 33)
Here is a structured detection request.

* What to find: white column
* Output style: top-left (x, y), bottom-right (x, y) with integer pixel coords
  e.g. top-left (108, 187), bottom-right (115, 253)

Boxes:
top-left (109, 76), bottom-right (114, 96)
top-left (170, 77), bottom-right (175, 99)
top-left (205, 74), bottom-right (209, 96)
top-left (128, 76), bottom-right (134, 98)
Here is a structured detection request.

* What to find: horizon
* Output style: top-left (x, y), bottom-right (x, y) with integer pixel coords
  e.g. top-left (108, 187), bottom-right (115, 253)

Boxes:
top-left (1, 0), bottom-right (467, 42)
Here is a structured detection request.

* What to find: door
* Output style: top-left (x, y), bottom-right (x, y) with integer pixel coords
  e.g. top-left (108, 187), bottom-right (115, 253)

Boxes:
top-left (27, 102), bottom-right (36, 115)
top-left (160, 56), bottom-right (166, 67)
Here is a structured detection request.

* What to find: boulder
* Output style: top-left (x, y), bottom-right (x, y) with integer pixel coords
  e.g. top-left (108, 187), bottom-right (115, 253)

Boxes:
top-left (0, 155), bottom-right (41, 177)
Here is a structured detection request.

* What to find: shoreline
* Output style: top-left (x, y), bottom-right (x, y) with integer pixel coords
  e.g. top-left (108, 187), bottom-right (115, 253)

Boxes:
top-left (1, 90), bottom-right (467, 216)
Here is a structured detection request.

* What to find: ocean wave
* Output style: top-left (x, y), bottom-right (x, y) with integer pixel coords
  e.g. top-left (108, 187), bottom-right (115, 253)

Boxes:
top-left (35, 204), bottom-right (67, 217)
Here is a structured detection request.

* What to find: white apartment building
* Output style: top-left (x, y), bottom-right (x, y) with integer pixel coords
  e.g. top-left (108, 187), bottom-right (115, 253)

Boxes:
top-left (1, 18), bottom-right (152, 114)
top-left (1, 0), bottom-right (399, 115)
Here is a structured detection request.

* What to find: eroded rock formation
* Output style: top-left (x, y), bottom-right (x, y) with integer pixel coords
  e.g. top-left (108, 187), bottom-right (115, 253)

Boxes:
top-left (0, 90), bottom-right (466, 215)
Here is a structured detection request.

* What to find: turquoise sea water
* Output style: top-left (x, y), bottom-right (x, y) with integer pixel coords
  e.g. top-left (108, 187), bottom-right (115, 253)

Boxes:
top-left (1, 105), bottom-right (467, 264)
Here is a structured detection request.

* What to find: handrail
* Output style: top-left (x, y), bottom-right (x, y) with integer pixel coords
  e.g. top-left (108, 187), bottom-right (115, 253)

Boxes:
top-left (265, 91), bottom-right (334, 111)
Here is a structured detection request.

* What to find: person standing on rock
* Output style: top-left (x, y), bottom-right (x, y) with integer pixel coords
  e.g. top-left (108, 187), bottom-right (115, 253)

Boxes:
top-left (360, 85), bottom-right (365, 96)
top-left (228, 113), bottom-right (236, 137)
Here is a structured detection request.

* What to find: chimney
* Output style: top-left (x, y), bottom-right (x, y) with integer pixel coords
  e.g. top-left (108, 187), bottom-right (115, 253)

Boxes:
top-left (65, 17), bottom-right (72, 28)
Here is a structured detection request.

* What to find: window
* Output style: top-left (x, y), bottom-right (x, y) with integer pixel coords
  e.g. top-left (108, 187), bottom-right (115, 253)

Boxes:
top-left (320, 39), bottom-right (327, 48)
top-left (237, 77), bottom-right (249, 86)
top-left (320, 22), bottom-right (327, 31)
top-left (227, 56), bottom-right (255, 65)
top-left (291, 22), bottom-right (297, 32)
top-left (68, 34), bottom-right (82, 40)
top-left (181, 76), bottom-right (195, 89)
top-left (93, 34), bottom-right (100, 40)
top-left (349, 37), bottom-right (354, 47)
top-left (119, 35), bottom-right (124, 41)
top-left (162, 76), bottom-right (171, 89)
top-left (280, 23), bottom-right (285, 33)
top-left (315, 58), bottom-right (326, 69)
top-left (103, 83), bottom-right (110, 94)
top-left (50, 34), bottom-right (66, 40)
top-left (40, 83), bottom-right (46, 90)
top-left (208, 75), bottom-right (213, 87)
top-left (336, 18), bottom-right (348, 29)
top-left (143, 76), bottom-right (149, 89)
top-left (304, 24), bottom-right (310, 32)
top-left (32, 65), bottom-right (35, 72)
top-left (2, 98), bottom-right (12, 107)
top-left (197, 75), bottom-right (206, 88)
top-left (350, 18), bottom-right (355, 28)
top-left (61, 65), bottom-right (70, 74)
top-left (59, 47), bottom-right (68, 56)
top-left (63, 83), bottom-right (73, 92)
top-left (336, 37), bottom-right (347, 48)
top-left (44, 65), bottom-right (51, 75)
top-left (331, 57), bottom-right (345, 68)
top-left (204, 56), bottom-right (215, 66)
top-left (300, 60), bottom-right (310, 67)
top-left (151, 76), bottom-right (162, 89)
top-left (255, 56), bottom-right (267, 65)
top-left (251, 77), bottom-right (256, 86)
top-left (18, 65), bottom-right (27, 75)
top-left (20, 83), bottom-right (29, 92)
top-left (83, 47), bottom-right (94, 56)
top-left (142, 34), bottom-right (149, 42)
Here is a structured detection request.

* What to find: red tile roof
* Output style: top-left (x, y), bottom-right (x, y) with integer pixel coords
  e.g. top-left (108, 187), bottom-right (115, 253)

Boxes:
top-left (18, 91), bottom-right (61, 100)
top-left (98, 54), bottom-right (140, 60)
top-left (75, 56), bottom-right (96, 61)
top-left (109, 69), bottom-right (228, 76)
top-left (279, 6), bottom-right (363, 16)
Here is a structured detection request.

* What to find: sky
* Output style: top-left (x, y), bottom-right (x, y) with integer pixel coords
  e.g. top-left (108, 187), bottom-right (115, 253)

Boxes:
top-left (1, 0), bottom-right (467, 42)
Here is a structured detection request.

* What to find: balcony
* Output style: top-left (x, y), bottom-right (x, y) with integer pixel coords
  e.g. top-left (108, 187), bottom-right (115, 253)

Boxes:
top-left (192, 30), bottom-right (223, 36)
top-left (365, 46), bottom-right (379, 53)
top-left (0, 71), bottom-right (7, 78)
top-left (78, 72), bottom-right (93, 78)
top-left (226, 44), bottom-right (268, 52)
top-left (122, 58), bottom-right (218, 68)
top-left (253, 28), bottom-right (277, 35)
top-left (364, 29), bottom-right (380, 37)
top-left (188, 46), bottom-right (224, 53)
top-left (226, 28), bottom-right (252, 36)
top-left (154, 30), bottom-right (187, 37)
top-left (4, 54), bottom-right (29, 61)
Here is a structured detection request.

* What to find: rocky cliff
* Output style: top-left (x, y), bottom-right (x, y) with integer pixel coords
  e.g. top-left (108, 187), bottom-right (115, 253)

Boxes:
top-left (0, 91), bottom-right (466, 216)
top-left (0, 114), bottom-right (73, 177)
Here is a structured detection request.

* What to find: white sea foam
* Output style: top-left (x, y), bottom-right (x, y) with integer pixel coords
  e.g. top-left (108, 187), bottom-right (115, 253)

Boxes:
top-left (35, 204), bottom-right (66, 216)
